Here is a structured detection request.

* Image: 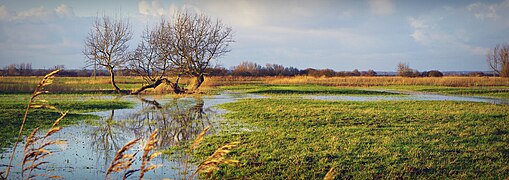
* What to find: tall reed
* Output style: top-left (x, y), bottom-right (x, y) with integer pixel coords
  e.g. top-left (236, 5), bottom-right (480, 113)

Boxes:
top-left (139, 129), bottom-right (162, 179)
top-left (105, 138), bottom-right (140, 179)
top-left (5, 69), bottom-right (60, 178)
top-left (105, 129), bottom-right (162, 180)
top-left (22, 111), bottom-right (67, 179)
top-left (191, 141), bottom-right (240, 179)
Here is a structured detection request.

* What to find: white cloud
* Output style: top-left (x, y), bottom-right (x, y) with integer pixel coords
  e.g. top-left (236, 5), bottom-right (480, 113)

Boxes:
top-left (0, 4), bottom-right (76, 22)
top-left (467, 2), bottom-right (498, 20)
top-left (55, 4), bottom-right (74, 17)
top-left (369, 0), bottom-right (394, 16)
top-left (138, 0), bottom-right (166, 16)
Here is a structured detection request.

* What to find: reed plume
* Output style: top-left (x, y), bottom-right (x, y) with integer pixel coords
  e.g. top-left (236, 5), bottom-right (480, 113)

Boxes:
top-left (5, 69), bottom-right (60, 178)
top-left (190, 126), bottom-right (210, 151)
top-left (139, 129), bottom-right (162, 180)
top-left (323, 167), bottom-right (336, 180)
top-left (105, 138), bottom-right (140, 180)
top-left (191, 141), bottom-right (240, 179)
top-left (22, 111), bottom-right (67, 179)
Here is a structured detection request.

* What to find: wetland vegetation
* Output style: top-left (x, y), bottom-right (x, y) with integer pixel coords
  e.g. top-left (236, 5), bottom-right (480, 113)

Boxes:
top-left (1, 75), bottom-right (508, 179)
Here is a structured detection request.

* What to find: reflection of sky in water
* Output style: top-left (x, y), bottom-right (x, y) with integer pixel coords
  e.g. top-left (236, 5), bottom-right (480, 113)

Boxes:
top-left (0, 93), bottom-right (254, 179)
top-left (306, 92), bottom-right (509, 105)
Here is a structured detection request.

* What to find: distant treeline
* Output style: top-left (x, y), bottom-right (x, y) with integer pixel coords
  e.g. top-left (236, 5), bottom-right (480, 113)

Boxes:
top-left (1, 62), bottom-right (494, 77)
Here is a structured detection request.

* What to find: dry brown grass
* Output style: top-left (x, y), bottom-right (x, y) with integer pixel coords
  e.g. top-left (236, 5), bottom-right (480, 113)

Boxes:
top-left (105, 138), bottom-right (140, 179)
top-left (264, 76), bottom-right (509, 87)
top-left (190, 126), bottom-right (210, 151)
top-left (4, 70), bottom-right (60, 178)
top-left (105, 129), bottom-right (162, 180)
top-left (191, 141), bottom-right (240, 179)
top-left (323, 167), bottom-right (336, 180)
top-left (22, 111), bottom-right (67, 179)
top-left (139, 129), bottom-right (162, 179)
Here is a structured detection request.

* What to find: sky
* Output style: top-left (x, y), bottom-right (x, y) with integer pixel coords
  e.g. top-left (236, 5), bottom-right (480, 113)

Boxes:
top-left (0, 0), bottom-right (508, 71)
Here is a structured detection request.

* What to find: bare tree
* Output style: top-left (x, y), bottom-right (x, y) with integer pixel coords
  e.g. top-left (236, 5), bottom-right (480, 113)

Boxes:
top-left (487, 44), bottom-right (509, 77)
top-left (83, 15), bottom-right (132, 93)
top-left (397, 62), bottom-right (419, 77)
top-left (171, 11), bottom-right (233, 91)
top-left (130, 25), bottom-right (182, 94)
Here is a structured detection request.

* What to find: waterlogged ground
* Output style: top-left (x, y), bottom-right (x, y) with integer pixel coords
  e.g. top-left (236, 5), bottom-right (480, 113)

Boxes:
top-left (0, 84), bottom-right (508, 179)
top-left (0, 93), bottom-right (262, 179)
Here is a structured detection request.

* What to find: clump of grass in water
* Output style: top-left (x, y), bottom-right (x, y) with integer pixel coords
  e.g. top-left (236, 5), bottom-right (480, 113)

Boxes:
top-left (2, 69), bottom-right (68, 179)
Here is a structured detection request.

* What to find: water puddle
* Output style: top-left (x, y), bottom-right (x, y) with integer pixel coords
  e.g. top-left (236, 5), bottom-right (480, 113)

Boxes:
top-left (305, 91), bottom-right (509, 105)
top-left (0, 92), bottom-right (256, 179)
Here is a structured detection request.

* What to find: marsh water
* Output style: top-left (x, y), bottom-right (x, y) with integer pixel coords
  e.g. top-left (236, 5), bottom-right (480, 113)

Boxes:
top-left (0, 93), bottom-right (261, 179)
top-left (0, 90), bottom-right (507, 179)
top-left (306, 90), bottom-right (509, 105)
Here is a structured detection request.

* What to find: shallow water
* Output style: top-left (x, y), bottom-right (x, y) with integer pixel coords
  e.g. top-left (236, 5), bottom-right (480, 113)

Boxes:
top-left (306, 91), bottom-right (509, 105)
top-left (0, 92), bottom-right (261, 179)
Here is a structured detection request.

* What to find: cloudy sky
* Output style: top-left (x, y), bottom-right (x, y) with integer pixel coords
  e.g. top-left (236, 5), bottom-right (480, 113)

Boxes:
top-left (0, 0), bottom-right (508, 71)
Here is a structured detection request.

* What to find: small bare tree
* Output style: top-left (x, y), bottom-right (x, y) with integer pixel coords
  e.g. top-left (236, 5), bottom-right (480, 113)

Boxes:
top-left (487, 44), bottom-right (509, 77)
top-left (83, 15), bottom-right (132, 93)
top-left (171, 11), bottom-right (233, 91)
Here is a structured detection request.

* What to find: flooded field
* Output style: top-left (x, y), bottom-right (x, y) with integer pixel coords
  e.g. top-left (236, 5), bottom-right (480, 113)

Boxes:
top-left (1, 89), bottom-right (507, 179)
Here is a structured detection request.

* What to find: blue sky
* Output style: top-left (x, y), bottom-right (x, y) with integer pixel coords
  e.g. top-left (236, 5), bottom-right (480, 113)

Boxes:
top-left (0, 0), bottom-right (508, 71)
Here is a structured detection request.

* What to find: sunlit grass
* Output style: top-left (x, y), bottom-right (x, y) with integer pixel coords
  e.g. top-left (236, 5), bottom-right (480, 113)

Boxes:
top-left (195, 98), bottom-right (509, 179)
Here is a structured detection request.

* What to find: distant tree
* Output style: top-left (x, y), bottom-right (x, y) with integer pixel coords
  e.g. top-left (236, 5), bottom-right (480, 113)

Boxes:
top-left (232, 61), bottom-right (261, 76)
top-left (366, 69), bottom-right (377, 76)
top-left (426, 70), bottom-right (443, 77)
top-left (351, 69), bottom-right (361, 76)
top-left (486, 44), bottom-right (509, 77)
top-left (16, 63), bottom-right (32, 75)
top-left (206, 65), bottom-right (229, 76)
top-left (83, 15), bottom-right (132, 93)
top-left (50, 65), bottom-right (65, 71)
top-left (397, 62), bottom-right (420, 77)
top-left (468, 72), bottom-right (485, 77)
top-left (5, 64), bottom-right (17, 76)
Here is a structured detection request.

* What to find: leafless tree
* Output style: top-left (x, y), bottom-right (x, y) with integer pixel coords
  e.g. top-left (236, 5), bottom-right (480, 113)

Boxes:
top-left (130, 25), bottom-right (182, 94)
top-left (487, 44), bottom-right (509, 77)
top-left (130, 11), bottom-right (233, 93)
top-left (83, 15), bottom-right (132, 93)
top-left (171, 11), bottom-right (233, 91)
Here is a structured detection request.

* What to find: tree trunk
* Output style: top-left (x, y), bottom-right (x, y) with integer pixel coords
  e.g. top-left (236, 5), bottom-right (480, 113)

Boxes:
top-left (131, 78), bottom-right (185, 95)
top-left (190, 74), bottom-right (205, 92)
top-left (107, 67), bottom-right (122, 94)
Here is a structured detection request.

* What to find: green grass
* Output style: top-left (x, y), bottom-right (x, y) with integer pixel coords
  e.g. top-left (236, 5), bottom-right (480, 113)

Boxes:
top-left (0, 94), bottom-right (134, 149)
top-left (195, 98), bottom-right (509, 179)
top-left (220, 84), bottom-right (398, 95)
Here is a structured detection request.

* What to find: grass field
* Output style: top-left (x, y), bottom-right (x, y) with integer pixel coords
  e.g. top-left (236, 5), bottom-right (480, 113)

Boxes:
top-left (196, 97), bottom-right (509, 179)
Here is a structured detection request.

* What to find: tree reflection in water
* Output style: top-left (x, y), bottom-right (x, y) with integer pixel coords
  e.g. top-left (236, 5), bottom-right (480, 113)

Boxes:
top-left (88, 97), bottom-right (215, 174)
top-left (90, 109), bottom-right (128, 168)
